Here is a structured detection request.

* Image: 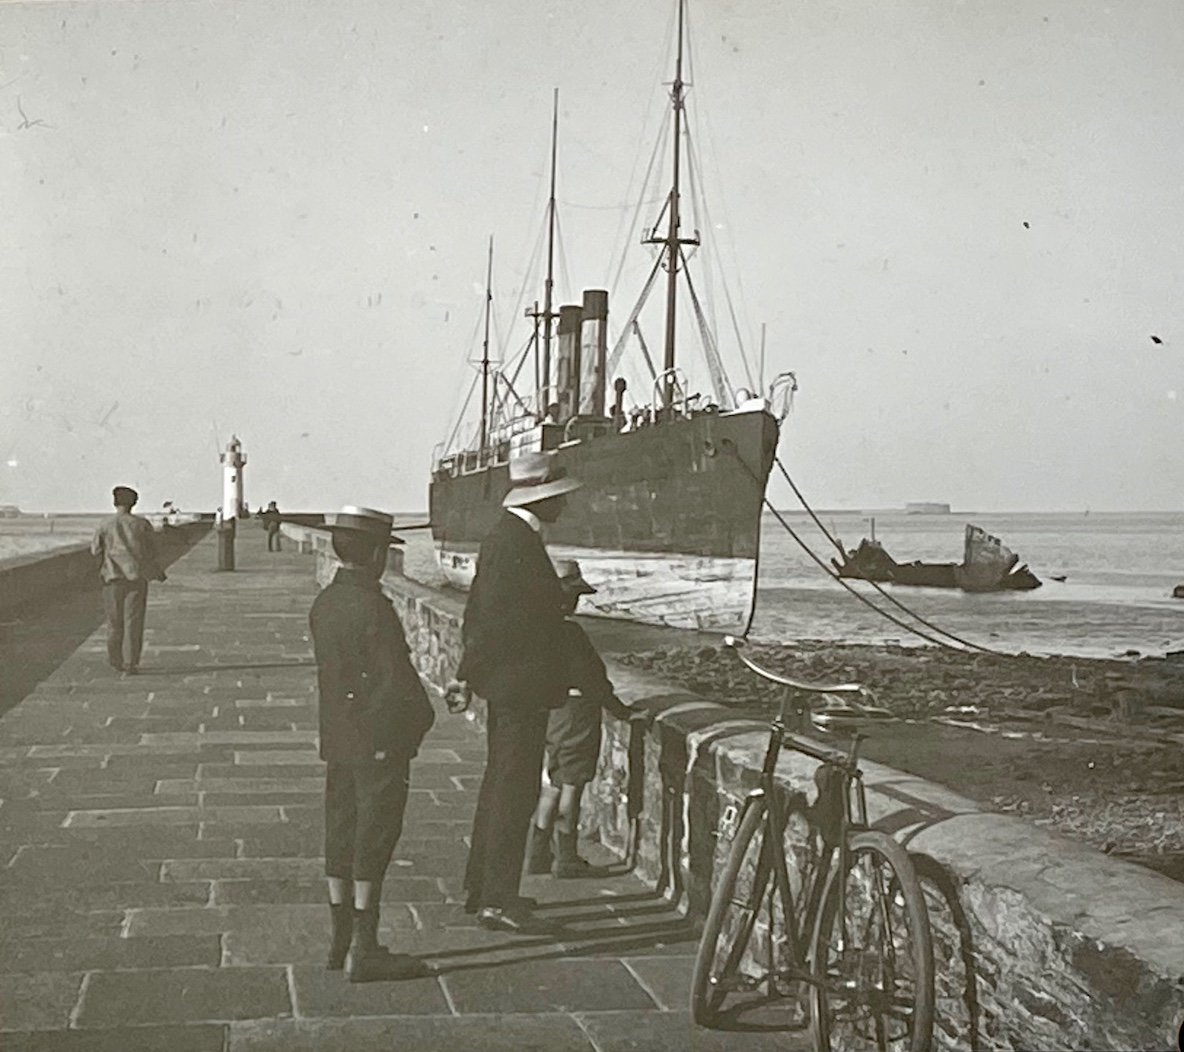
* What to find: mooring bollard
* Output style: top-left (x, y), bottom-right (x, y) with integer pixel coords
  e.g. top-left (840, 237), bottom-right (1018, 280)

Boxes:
top-left (216, 520), bottom-right (236, 571)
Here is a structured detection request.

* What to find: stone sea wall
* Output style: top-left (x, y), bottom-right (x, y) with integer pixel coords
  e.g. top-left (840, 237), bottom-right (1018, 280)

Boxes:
top-left (0, 521), bottom-right (211, 620)
top-left (296, 540), bottom-right (1184, 1051)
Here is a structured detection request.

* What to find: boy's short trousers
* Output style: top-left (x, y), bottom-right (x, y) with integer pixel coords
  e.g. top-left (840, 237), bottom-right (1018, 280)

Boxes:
top-left (544, 695), bottom-right (601, 786)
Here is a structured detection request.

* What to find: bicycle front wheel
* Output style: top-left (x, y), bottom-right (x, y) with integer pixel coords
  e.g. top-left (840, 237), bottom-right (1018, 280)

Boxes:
top-left (808, 830), bottom-right (935, 1052)
top-left (690, 795), bottom-right (777, 1026)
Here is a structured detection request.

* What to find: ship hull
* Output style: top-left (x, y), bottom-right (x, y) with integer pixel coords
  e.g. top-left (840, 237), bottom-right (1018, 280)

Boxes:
top-left (430, 408), bottom-right (780, 631)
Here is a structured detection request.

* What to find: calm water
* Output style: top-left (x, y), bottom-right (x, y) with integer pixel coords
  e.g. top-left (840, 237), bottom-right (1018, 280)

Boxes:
top-left (403, 509), bottom-right (1184, 660)
top-left (748, 510), bottom-right (1184, 659)
top-left (6, 510), bottom-right (1181, 660)
top-left (0, 515), bottom-right (104, 562)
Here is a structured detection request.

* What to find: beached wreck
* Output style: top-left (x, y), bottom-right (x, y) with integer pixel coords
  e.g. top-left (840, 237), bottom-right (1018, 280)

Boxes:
top-left (833, 524), bottom-right (1042, 592)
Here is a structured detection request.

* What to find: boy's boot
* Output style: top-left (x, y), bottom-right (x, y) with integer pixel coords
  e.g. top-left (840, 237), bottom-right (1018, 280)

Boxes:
top-left (326, 903), bottom-right (353, 970)
top-left (346, 906), bottom-right (432, 983)
top-left (552, 830), bottom-right (603, 879)
top-left (525, 824), bottom-right (554, 875)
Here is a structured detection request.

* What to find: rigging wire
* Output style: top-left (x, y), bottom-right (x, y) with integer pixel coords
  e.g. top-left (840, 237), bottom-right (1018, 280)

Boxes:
top-left (438, 294), bottom-right (498, 452)
top-left (722, 441), bottom-right (1014, 655)
top-left (605, 1), bottom-right (679, 288)
top-left (770, 456), bottom-right (1015, 656)
top-left (681, 12), bottom-right (760, 383)
top-left (607, 116), bottom-right (670, 297)
top-left (684, 125), bottom-right (755, 394)
top-left (442, 372), bottom-right (480, 456)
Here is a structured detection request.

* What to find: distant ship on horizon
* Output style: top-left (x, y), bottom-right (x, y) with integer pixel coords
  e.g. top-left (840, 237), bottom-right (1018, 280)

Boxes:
top-left (905, 502), bottom-right (952, 515)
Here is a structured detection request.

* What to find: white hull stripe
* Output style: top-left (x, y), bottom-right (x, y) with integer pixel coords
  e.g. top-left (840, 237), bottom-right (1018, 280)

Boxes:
top-left (437, 544), bottom-right (757, 633)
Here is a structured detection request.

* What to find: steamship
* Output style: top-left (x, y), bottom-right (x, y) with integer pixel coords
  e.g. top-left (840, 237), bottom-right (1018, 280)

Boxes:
top-left (429, 0), bottom-right (794, 632)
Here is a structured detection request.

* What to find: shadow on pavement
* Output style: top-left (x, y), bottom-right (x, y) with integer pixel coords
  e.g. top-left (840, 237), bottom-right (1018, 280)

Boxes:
top-left (146, 660), bottom-right (316, 675)
top-left (0, 589), bottom-right (106, 719)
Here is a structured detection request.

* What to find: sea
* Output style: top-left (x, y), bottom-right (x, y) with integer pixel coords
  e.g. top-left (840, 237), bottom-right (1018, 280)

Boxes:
top-left (745, 509), bottom-right (1184, 661)
top-left (4, 509), bottom-right (1182, 661)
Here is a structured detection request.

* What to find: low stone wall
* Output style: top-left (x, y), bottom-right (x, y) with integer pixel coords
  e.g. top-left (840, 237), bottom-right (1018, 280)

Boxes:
top-left (297, 551), bottom-right (1184, 1051)
top-left (279, 522), bottom-right (405, 577)
top-left (0, 522), bottom-right (210, 620)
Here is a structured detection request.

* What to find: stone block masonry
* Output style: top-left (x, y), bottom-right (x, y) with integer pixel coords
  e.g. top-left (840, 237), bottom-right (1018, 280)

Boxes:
top-left (353, 546), bottom-right (1184, 1052)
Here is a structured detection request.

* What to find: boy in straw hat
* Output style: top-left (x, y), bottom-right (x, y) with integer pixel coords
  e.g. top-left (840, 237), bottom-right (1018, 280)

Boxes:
top-left (445, 451), bottom-right (581, 935)
top-left (525, 560), bottom-right (651, 878)
top-left (309, 506), bottom-right (436, 981)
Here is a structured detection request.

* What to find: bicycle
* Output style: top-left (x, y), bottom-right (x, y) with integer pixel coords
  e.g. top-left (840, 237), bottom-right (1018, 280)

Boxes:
top-left (690, 636), bottom-right (935, 1052)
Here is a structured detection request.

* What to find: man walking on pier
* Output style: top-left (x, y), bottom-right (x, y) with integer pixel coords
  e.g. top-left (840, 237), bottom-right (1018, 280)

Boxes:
top-left (446, 452), bottom-right (582, 935)
top-left (91, 485), bottom-right (166, 676)
top-left (309, 506), bottom-right (436, 982)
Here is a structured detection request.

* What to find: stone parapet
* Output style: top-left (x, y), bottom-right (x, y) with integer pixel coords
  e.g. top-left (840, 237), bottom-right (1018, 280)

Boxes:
top-left (0, 521), bottom-right (210, 619)
top-left (294, 553), bottom-right (1184, 1051)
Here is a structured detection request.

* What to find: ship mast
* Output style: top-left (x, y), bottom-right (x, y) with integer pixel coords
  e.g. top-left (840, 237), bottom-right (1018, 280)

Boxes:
top-left (652, 0), bottom-right (699, 415)
top-left (542, 89), bottom-right (559, 416)
top-left (479, 236), bottom-right (493, 452)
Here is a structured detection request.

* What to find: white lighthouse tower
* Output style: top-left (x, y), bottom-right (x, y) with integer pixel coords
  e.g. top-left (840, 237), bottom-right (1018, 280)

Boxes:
top-left (219, 435), bottom-right (247, 521)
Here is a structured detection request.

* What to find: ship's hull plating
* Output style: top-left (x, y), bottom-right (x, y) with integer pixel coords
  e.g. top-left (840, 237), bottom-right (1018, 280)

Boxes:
top-left (430, 409), bottom-right (780, 631)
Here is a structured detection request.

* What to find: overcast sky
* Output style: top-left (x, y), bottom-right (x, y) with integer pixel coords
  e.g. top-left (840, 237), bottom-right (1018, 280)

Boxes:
top-left (1, 0), bottom-right (1181, 514)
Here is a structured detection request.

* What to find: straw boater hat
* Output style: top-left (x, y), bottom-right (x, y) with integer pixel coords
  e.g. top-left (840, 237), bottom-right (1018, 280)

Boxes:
top-left (328, 505), bottom-right (405, 545)
top-left (501, 452), bottom-right (582, 509)
top-left (554, 558), bottom-right (597, 595)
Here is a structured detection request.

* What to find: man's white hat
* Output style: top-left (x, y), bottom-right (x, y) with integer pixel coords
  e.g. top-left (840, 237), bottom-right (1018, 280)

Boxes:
top-left (502, 452), bottom-right (582, 508)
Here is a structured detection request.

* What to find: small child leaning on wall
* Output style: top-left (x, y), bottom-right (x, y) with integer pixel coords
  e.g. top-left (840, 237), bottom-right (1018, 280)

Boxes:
top-left (524, 559), bottom-right (651, 878)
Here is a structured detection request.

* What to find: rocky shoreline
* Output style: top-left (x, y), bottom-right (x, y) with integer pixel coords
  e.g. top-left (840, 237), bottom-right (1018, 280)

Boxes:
top-left (616, 641), bottom-right (1184, 879)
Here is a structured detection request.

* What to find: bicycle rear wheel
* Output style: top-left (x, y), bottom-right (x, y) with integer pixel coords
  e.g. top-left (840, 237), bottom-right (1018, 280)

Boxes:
top-left (807, 830), bottom-right (934, 1052)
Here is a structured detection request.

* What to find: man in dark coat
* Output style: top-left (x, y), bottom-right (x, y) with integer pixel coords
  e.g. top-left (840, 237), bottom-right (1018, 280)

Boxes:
top-left (261, 500), bottom-right (282, 552)
top-left (446, 452), bottom-right (581, 934)
top-left (90, 485), bottom-right (167, 676)
top-left (309, 505), bottom-right (436, 982)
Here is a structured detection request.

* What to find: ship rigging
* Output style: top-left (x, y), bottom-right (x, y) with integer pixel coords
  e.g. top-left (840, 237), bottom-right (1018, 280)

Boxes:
top-left (429, 0), bottom-right (795, 632)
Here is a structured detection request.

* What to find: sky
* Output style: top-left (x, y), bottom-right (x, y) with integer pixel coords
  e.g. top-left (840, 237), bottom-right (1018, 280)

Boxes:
top-left (1, 0), bottom-right (1181, 514)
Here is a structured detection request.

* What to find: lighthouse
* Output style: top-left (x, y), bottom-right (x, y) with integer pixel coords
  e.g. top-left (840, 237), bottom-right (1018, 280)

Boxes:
top-left (219, 435), bottom-right (247, 522)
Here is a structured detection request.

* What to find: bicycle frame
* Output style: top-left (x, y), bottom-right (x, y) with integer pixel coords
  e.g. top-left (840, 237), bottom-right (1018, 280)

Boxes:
top-left (716, 680), bottom-right (871, 997)
top-left (697, 638), bottom-right (933, 1047)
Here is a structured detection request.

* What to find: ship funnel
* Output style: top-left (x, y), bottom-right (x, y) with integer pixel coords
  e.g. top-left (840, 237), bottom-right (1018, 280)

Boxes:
top-left (555, 304), bottom-right (584, 423)
top-left (578, 290), bottom-right (608, 417)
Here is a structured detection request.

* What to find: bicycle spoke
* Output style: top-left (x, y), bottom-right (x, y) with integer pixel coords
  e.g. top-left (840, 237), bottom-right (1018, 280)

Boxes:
top-left (809, 836), bottom-right (933, 1052)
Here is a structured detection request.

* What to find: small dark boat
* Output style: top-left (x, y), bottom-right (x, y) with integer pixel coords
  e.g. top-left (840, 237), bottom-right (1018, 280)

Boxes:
top-left (833, 524), bottom-right (1041, 592)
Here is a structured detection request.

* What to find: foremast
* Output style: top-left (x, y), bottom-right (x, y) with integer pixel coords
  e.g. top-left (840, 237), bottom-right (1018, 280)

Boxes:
top-left (646, 0), bottom-right (700, 416)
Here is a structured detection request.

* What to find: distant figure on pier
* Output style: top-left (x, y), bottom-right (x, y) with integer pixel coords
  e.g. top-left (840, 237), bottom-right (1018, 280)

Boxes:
top-left (90, 485), bottom-right (167, 676)
top-left (308, 506), bottom-right (435, 983)
top-left (444, 452), bottom-right (582, 935)
top-left (260, 501), bottom-right (282, 552)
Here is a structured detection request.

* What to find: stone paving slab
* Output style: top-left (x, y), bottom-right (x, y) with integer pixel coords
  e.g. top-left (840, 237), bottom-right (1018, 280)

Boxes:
top-left (0, 1024), bottom-right (229, 1052)
top-left (229, 1013), bottom-right (594, 1052)
top-left (75, 965), bottom-right (292, 1026)
top-left (0, 533), bottom-right (805, 1049)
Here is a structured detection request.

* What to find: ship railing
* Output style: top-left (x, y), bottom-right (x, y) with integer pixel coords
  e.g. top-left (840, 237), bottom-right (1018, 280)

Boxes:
top-left (562, 414), bottom-right (615, 444)
top-left (651, 368), bottom-right (690, 419)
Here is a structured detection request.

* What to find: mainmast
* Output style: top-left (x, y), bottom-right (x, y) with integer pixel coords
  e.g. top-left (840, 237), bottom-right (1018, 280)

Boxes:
top-left (542, 89), bottom-right (559, 415)
top-left (479, 236), bottom-right (493, 451)
top-left (651, 0), bottom-right (699, 415)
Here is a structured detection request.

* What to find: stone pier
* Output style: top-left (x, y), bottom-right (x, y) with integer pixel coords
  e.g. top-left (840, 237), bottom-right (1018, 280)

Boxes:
top-left (0, 531), bottom-right (793, 1050)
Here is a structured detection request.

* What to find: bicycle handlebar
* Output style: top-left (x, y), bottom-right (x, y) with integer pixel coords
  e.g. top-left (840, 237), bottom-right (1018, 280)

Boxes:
top-left (723, 635), bottom-right (875, 703)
